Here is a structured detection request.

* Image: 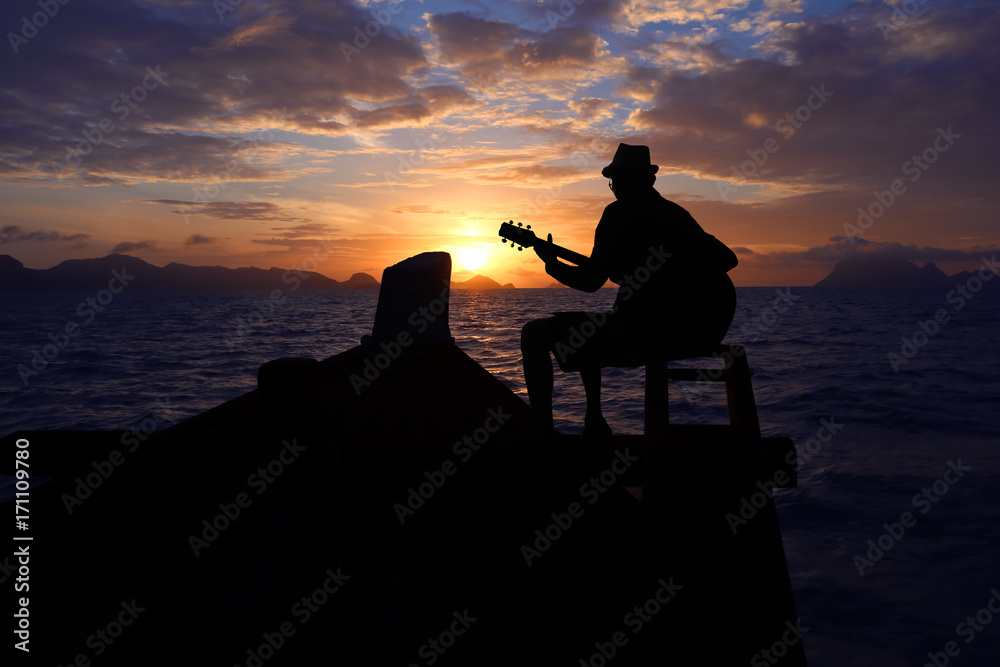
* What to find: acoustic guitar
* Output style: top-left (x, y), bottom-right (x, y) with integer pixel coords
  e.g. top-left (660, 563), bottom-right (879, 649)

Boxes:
top-left (499, 220), bottom-right (737, 342)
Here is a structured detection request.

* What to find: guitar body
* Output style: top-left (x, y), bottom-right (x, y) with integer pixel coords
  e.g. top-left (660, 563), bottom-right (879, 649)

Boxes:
top-left (682, 270), bottom-right (737, 346)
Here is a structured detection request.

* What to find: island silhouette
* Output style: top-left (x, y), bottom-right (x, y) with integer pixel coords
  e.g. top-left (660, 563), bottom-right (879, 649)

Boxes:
top-left (451, 274), bottom-right (515, 289)
top-left (814, 257), bottom-right (999, 288)
top-left (0, 254), bottom-right (379, 291)
top-left (8, 253), bottom-right (985, 292)
top-left (0, 254), bottom-right (522, 291)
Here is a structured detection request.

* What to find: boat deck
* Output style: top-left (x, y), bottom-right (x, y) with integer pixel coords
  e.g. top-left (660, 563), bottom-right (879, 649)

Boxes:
top-left (2, 341), bottom-right (805, 665)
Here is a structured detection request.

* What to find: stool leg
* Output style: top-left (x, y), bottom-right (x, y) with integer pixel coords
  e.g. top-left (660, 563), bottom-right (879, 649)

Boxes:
top-left (724, 346), bottom-right (760, 438)
top-left (644, 362), bottom-right (669, 437)
top-left (642, 361), bottom-right (670, 593)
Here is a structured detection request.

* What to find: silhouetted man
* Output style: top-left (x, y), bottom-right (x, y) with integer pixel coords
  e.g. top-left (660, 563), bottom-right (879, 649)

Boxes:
top-left (521, 143), bottom-right (738, 440)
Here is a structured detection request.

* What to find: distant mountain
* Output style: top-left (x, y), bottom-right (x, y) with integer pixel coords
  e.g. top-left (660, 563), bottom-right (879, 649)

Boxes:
top-left (546, 282), bottom-right (568, 288)
top-left (451, 274), bottom-right (515, 289)
top-left (0, 254), bottom-right (379, 291)
top-left (339, 272), bottom-right (381, 289)
top-left (0, 255), bottom-right (23, 272)
top-left (814, 258), bottom-right (994, 288)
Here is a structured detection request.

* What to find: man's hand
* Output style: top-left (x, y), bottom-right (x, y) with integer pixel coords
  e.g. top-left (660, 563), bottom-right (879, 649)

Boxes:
top-left (534, 233), bottom-right (557, 264)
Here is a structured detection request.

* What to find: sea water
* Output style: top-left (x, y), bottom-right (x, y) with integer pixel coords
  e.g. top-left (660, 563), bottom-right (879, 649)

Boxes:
top-left (1, 286), bottom-right (998, 666)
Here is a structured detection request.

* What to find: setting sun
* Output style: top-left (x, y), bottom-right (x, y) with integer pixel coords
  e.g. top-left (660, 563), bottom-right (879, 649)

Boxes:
top-left (459, 246), bottom-right (488, 272)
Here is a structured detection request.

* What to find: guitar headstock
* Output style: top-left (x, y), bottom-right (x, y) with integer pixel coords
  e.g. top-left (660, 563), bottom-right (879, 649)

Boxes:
top-left (498, 220), bottom-right (536, 252)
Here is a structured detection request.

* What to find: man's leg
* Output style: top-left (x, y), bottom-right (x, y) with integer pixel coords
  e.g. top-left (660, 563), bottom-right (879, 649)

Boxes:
top-left (580, 365), bottom-right (614, 439)
top-left (581, 366), bottom-right (602, 422)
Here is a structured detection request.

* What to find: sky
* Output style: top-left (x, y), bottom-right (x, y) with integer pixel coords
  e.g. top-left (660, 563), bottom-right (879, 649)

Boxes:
top-left (0, 0), bottom-right (997, 287)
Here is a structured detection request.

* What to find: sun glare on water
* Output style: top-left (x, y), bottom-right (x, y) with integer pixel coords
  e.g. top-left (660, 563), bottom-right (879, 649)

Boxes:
top-left (459, 246), bottom-right (488, 272)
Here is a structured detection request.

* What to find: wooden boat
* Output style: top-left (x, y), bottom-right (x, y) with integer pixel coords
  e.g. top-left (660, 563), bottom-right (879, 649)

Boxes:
top-left (1, 252), bottom-right (805, 666)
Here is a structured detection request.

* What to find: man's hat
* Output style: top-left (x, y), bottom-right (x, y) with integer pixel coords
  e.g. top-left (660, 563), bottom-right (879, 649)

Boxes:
top-left (602, 143), bottom-right (658, 178)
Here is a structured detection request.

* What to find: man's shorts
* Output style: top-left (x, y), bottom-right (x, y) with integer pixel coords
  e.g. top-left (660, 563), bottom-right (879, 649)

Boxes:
top-left (533, 310), bottom-right (726, 372)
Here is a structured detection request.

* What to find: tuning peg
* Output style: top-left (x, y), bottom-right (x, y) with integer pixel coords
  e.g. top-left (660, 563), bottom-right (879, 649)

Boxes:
top-left (518, 247), bottom-right (523, 251)
top-left (510, 242), bottom-right (515, 247)
top-left (501, 238), bottom-right (507, 243)
top-left (517, 222), bottom-right (523, 227)
top-left (526, 225), bottom-right (531, 230)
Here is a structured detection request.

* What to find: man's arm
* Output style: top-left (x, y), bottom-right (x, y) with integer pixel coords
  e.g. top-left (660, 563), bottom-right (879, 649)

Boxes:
top-left (544, 254), bottom-right (608, 292)
top-left (534, 230), bottom-right (610, 292)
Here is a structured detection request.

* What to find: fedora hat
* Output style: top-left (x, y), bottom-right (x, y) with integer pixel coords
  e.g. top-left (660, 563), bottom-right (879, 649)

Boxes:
top-left (602, 143), bottom-right (658, 178)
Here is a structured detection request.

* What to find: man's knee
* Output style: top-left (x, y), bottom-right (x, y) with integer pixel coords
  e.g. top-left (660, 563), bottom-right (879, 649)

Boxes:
top-left (521, 318), bottom-right (553, 352)
top-left (520, 320), bottom-right (541, 350)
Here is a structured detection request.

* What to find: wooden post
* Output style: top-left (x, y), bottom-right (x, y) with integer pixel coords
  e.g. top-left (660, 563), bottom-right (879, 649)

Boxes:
top-left (642, 360), bottom-right (671, 594)
top-left (644, 361), bottom-right (669, 437)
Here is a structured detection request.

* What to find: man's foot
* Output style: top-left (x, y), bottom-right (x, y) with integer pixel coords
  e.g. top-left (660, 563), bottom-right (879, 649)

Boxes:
top-left (583, 415), bottom-right (613, 441)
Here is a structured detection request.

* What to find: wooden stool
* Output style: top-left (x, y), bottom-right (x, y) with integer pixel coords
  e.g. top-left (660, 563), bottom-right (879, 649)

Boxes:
top-left (561, 342), bottom-right (794, 486)
top-left (560, 343), bottom-right (761, 439)
top-left (642, 343), bottom-right (758, 438)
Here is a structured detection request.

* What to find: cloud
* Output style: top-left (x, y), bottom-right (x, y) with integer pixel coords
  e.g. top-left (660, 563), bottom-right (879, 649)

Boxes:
top-left (620, 1), bottom-right (999, 204)
top-left (1, 225), bottom-right (90, 247)
top-left (264, 223), bottom-right (338, 238)
top-left (0, 0), bottom-right (468, 185)
top-left (250, 222), bottom-right (342, 253)
top-left (405, 151), bottom-right (591, 188)
top-left (110, 240), bottom-right (161, 253)
top-left (427, 12), bottom-right (525, 65)
top-left (352, 86), bottom-right (476, 130)
top-left (616, 0), bottom-right (754, 31)
top-left (389, 204), bottom-right (467, 216)
top-left (144, 200), bottom-right (308, 222)
top-left (184, 234), bottom-right (219, 245)
top-left (568, 98), bottom-right (617, 127)
top-left (250, 237), bottom-right (337, 250)
top-left (427, 13), bottom-right (623, 88)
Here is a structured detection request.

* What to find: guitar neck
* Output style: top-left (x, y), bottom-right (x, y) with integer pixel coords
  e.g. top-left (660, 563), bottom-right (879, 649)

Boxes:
top-left (545, 241), bottom-right (589, 266)
top-left (498, 221), bottom-right (590, 266)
